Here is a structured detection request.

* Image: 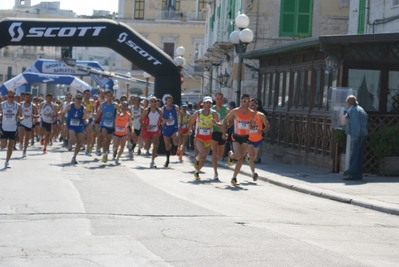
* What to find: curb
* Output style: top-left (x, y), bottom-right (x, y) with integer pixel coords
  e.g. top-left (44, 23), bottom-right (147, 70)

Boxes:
top-left (187, 152), bottom-right (399, 216)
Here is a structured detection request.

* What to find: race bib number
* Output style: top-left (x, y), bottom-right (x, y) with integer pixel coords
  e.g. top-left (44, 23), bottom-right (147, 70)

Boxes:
top-left (70, 119), bottom-right (80, 126)
top-left (24, 115), bottom-right (31, 120)
top-left (249, 126), bottom-right (259, 133)
top-left (5, 113), bottom-right (14, 120)
top-left (199, 127), bottom-right (211, 135)
top-left (116, 126), bottom-right (125, 132)
top-left (166, 118), bottom-right (175, 126)
top-left (148, 125), bottom-right (158, 132)
top-left (238, 121), bottom-right (250, 129)
top-left (104, 120), bottom-right (113, 127)
top-left (87, 111), bottom-right (93, 117)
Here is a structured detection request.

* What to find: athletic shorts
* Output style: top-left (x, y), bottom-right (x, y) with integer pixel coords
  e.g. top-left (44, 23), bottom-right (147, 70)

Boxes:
top-left (113, 133), bottom-right (127, 138)
top-left (68, 126), bottom-right (85, 134)
top-left (142, 130), bottom-right (160, 140)
top-left (162, 127), bottom-right (178, 137)
top-left (0, 129), bottom-right (18, 140)
top-left (134, 128), bottom-right (141, 136)
top-left (212, 132), bottom-right (226, 145)
top-left (101, 127), bottom-right (114, 135)
top-left (248, 139), bottom-right (262, 148)
top-left (40, 121), bottom-right (52, 132)
top-left (84, 118), bottom-right (93, 129)
top-left (19, 124), bottom-right (32, 132)
top-left (232, 134), bottom-right (249, 144)
top-left (195, 137), bottom-right (212, 148)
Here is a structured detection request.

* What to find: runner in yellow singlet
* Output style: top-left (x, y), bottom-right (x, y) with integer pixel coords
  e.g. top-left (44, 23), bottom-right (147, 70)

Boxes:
top-left (82, 89), bottom-right (95, 156)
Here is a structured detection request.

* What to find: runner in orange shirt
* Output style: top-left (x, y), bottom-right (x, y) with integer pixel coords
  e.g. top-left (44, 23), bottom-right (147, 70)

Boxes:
top-left (112, 100), bottom-right (132, 165)
top-left (247, 98), bottom-right (269, 181)
top-left (222, 94), bottom-right (256, 186)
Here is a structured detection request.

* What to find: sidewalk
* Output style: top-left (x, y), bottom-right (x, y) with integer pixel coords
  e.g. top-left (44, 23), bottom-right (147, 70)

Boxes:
top-left (187, 150), bottom-right (399, 216)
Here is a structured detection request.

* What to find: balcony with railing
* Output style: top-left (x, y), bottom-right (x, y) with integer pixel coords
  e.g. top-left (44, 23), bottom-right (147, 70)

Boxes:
top-left (154, 10), bottom-right (184, 21)
top-left (186, 11), bottom-right (206, 21)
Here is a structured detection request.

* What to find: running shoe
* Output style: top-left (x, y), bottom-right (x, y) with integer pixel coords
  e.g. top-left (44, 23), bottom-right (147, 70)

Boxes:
top-left (22, 151), bottom-right (26, 158)
top-left (213, 174), bottom-right (219, 181)
top-left (231, 178), bottom-right (240, 186)
top-left (40, 139), bottom-right (44, 145)
top-left (43, 148), bottom-right (47, 154)
top-left (245, 154), bottom-right (250, 163)
top-left (30, 139), bottom-right (34, 146)
top-left (150, 161), bottom-right (157, 168)
top-left (71, 157), bottom-right (78, 164)
top-left (177, 148), bottom-right (181, 156)
top-left (115, 159), bottom-right (120, 165)
top-left (227, 151), bottom-right (234, 166)
top-left (194, 171), bottom-right (201, 181)
top-left (96, 150), bottom-right (102, 156)
top-left (164, 160), bottom-right (169, 168)
top-left (59, 136), bottom-right (63, 142)
top-left (102, 155), bottom-right (108, 163)
top-left (194, 159), bottom-right (199, 170)
top-left (49, 139), bottom-right (53, 146)
top-left (68, 142), bottom-right (73, 152)
top-left (145, 150), bottom-right (151, 156)
top-left (113, 150), bottom-right (117, 159)
top-left (128, 150), bottom-right (134, 160)
top-left (4, 161), bottom-right (10, 168)
top-left (127, 143), bottom-right (133, 150)
top-left (253, 172), bottom-right (258, 182)
top-left (85, 150), bottom-right (92, 156)
top-left (178, 155), bottom-right (183, 162)
top-left (137, 149), bottom-right (141, 155)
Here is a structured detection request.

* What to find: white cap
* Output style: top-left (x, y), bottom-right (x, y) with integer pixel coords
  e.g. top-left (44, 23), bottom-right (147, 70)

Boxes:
top-left (203, 96), bottom-right (212, 103)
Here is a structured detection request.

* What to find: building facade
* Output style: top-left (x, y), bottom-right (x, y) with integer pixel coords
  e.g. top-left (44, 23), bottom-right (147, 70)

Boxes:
top-left (196, 0), bottom-right (349, 101)
top-left (244, 0), bottom-right (399, 172)
top-left (116, 0), bottom-right (206, 95)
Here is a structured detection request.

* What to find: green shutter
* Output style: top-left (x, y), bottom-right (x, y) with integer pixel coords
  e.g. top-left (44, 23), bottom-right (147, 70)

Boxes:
top-left (217, 5), bottom-right (221, 18)
top-left (209, 14), bottom-right (214, 30)
top-left (297, 0), bottom-right (312, 37)
top-left (280, 0), bottom-right (313, 37)
top-left (358, 0), bottom-right (365, 34)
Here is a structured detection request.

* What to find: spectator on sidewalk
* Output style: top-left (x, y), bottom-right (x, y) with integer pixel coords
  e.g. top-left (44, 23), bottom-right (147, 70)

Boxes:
top-left (343, 95), bottom-right (368, 181)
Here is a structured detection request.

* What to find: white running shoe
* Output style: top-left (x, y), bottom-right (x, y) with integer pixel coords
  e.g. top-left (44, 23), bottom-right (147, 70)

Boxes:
top-left (115, 159), bottom-right (120, 165)
top-left (5, 162), bottom-right (10, 168)
top-left (22, 151), bottom-right (27, 158)
top-left (19, 142), bottom-right (23, 151)
top-left (150, 161), bottom-right (157, 168)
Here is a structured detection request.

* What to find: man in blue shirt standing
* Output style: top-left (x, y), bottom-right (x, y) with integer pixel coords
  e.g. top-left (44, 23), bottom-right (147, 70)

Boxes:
top-left (343, 95), bottom-right (368, 181)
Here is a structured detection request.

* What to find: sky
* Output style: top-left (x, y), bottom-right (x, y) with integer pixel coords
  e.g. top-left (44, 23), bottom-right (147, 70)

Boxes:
top-left (0, 0), bottom-right (118, 16)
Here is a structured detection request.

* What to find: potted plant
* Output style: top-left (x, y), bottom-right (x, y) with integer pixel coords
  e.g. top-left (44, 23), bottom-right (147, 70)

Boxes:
top-left (370, 125), bottom-right (399, 176)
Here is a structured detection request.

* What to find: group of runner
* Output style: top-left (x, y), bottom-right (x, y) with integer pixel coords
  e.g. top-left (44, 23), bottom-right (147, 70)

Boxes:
top-left (0, 89), bottom-right (269, 186)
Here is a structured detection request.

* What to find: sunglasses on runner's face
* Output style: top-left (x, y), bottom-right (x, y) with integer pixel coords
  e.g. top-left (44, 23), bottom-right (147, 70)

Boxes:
top-left (215, 97), bottom-right (223, 100)
top-left (241, 99), bottom-right (250, 103)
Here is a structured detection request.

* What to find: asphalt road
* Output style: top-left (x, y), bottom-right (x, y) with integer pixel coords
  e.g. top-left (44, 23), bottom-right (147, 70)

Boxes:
top-left (0, 144), bottom-right (398, 266)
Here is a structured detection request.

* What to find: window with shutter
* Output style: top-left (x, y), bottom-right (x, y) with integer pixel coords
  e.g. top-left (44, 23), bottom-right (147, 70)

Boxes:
top-left (279, 0), bottom-right (313, 37)
top-left (358, 0), bottom-right (366, 34)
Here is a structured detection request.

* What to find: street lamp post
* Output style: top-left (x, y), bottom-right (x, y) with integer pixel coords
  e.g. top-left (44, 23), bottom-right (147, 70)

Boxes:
top-left (229, 14), bottom-right (254, 105)
top-left (143, 71), bottom-right (151, 97)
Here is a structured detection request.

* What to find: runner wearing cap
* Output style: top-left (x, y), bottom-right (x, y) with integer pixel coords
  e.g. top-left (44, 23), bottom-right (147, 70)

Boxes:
top-left (188, 96), bottom-right (220, 180)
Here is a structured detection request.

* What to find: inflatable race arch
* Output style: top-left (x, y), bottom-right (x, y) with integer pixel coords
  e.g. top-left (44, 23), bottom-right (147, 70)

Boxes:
top-left (0, 18), bottom-right (181, 103)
